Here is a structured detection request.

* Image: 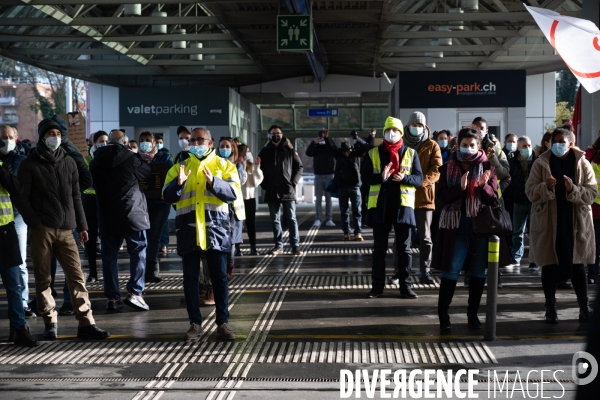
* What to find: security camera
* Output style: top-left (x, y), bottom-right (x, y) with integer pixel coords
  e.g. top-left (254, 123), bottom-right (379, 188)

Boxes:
top-left (382, 72), bottom-right (392, 85)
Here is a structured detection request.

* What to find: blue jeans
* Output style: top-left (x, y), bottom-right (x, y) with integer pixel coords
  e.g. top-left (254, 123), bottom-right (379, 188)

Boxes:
top-left (182, 249), bottom-right (229, 326)
top-left (0, 265), bottom-right (26, 329)
top-left (314, 174), bottom-right (334, 221)
top-left (442, 217), bottom-right (488, 281)
top-left (14, 214), bottom-right (29, 307)
top-left (101, 230), bottom-right (147, 299)
top-left (511, 203), bottom-right (531, 264)
top-left (268, 201), bottom-right (300, 249)
top-left (160, 220), bottom-right (170, 247)
top-left (339, 186), bottom-right (362, 235)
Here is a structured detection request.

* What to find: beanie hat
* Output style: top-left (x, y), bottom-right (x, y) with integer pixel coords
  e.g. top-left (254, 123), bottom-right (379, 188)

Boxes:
top-left (408, 111), bottom-right (426, 126)
top-left (383, 117), bottom-right (404, 136)
top-left (50, 114), bottom-right (68, 139)
top-left (38, 118), bottom-right (62, 138)
top-left (93, 130), bottom-right (108, 143)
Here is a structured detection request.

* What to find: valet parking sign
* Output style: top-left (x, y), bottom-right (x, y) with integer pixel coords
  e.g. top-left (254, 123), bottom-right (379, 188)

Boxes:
top-left (526, 5), bottom-right (600, 94)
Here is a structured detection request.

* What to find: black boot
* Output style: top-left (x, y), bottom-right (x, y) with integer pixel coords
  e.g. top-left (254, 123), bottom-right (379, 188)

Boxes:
top-left (145, 261), bottom-right (162, 283)
top-left (545, 298), bottom-right (558, 324)
top-left (438, 277), bottom-right (458, 332)
top-left (14, 325), bottom-right (39, 347)
top-left (234, 243), bottom-right (242, 257)
top-left (578, 297), bottom-right (592, 322)
top-left (467, 277), bottom-right (486, 330)
top-left (250, 245), bottom-right (258, 256)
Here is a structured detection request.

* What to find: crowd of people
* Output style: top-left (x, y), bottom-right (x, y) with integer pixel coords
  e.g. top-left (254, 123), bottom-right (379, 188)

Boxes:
top-left (0, 110), bottom-right (597, 347)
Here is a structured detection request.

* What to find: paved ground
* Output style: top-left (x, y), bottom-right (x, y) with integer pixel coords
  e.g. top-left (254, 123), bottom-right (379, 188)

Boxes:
top-left (0, 204), bottom-right (596, 399)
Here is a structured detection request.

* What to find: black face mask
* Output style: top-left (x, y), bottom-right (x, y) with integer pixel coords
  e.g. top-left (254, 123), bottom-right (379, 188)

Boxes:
top-left (271, 135), bottom-right (282, 144)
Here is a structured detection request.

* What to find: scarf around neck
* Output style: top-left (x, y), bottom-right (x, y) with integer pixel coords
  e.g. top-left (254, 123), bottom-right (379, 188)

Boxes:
top-left (140, 146), bottom-right (158, 164)
top-left (383, 138), bottom-right (404, 175)
top-left (403, 126), bottom-right (428, 151)
top-left (439, 149), bottom-right (489, 229)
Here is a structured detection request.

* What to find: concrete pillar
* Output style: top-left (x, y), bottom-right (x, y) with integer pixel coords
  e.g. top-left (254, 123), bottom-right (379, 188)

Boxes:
top-left (580, 0), bottom-right (600, 148)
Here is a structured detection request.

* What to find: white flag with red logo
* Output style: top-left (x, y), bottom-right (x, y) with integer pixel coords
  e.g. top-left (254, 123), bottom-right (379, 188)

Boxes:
top-left (525, 5), bottom-right (600, 93)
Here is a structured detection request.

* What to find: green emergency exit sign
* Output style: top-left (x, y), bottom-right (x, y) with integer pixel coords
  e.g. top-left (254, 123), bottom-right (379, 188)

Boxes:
top-left (277, 15), bottom-right (313, 52)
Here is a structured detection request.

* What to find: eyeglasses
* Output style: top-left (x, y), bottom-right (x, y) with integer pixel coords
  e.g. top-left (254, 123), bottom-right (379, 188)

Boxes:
top-left (189, 137), bottom-right (210, 145)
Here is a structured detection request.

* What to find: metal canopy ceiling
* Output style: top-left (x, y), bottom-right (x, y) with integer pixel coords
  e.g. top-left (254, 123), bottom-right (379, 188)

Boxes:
top-left (0, 0), bottom-right (580, 87)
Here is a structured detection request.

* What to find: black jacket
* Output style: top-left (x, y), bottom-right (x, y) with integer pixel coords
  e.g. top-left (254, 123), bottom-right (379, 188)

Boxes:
top-left (51, 114), bottom-right (93, 192)
top-left (504, 151), bottom-right (537, 205)
top-left (258, 138), bottom-right (303, 202)
top-left (90, 144), bottom-right (151, 235)
top-left (15, 144), bottom-right (87, 232)
top-left (305, 138), bottom-right (336, 175)
top-left (334, 140), bottom-right (371, 189)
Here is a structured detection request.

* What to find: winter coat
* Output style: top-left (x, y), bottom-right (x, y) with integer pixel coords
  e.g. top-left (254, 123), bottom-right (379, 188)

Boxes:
top-left (15, 144), bottom-right (87, 232)
top-left (147, 150), bottom-right (174, 205)
top-left (0, 151), bottom-right (26, 217)
top-left (414, 139), bottom-right (442, 210)
top-left (258, 138), bottom-right (303, 203)
top-left (90, 144), bottom-right (151, 235)
top-left (51, 114), bottom-right (93, 192)
top-left (525, 148), bottom-right (597, 267)
top-left (503, 152), bottom-right (537, 205)
top-left (362, 143), bottom-right (424, 227)
top-left (431, 162), bottom-right (499, 273)
top-left (0, 161), bottom-right (23, 269)
top-left (305, 138), bottom-right (336, 175)
top-left (242, 164), bottom-right (263, 200)
top-left (334, 153), bottom-right (362, 188)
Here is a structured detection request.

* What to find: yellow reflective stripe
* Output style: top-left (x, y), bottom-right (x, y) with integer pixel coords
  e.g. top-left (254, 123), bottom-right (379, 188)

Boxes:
top-left (0, 208), bottom-right (11, 215)
top-left (180, 190), bottom-right (196, 201)
top-left (0, 196), bottom-right (11, 203)
top-left (488, 240), bottom-right (500, 263)
top-left (176, 204), bottom-right (195, 216)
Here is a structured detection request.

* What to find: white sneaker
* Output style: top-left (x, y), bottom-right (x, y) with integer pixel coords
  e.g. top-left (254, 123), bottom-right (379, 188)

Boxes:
top-left (325, 220), bottom-right (336, 227)
top-left (313, 220), bottom-right (321, 227)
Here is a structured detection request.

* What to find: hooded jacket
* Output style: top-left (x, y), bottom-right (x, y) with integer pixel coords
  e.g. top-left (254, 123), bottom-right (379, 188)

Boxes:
top-left (258, 138), bottom-right (303, 202)
top-left (15, 143), bottom-right (87, 232)
top-left (50, 115), bottom-right (93, 192)
top-left (90, 143), bottom-right (151, 235)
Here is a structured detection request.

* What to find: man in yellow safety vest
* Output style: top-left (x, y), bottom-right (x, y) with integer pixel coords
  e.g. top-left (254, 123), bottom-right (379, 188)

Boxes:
top-left (363, 116), bottom-right (424, 299)
top-left (163, 127), bottom-right (242, 341)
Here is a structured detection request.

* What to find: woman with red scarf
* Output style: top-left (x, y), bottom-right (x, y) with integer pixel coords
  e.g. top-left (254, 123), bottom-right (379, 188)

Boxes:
top-left (432, 126), bottom-right (498, 332)
top-left (363, 117), bottom-right (423, 299)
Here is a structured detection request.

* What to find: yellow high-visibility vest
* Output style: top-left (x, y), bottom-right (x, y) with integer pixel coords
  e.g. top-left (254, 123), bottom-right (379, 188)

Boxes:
top-left (367, 146), bottom-right (416, 210)
top-left (163, 150), bottom-right (245, 250)
top-left (593, 162), bottom-right (600, 206)
top-left (83, 156), bottom-right (96, 195)
top-left (0, 161), bottom-right (15, 226)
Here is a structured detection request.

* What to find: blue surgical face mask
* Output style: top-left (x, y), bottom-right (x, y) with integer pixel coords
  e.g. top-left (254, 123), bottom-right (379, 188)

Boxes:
top-left (520, 148), bottom-right (532, 159)
top-left (156, 143), bottom-right (163, 150)
top-left (506, 142), bottom-right (517, 152)
top-left (551, 143), bottom-right (569, 157)
top-left (438, 139), bottom-right (448, 149)
top-left (318, 141), bottom-right (326, 145)
top-left (189, 145), bottom-right (208, 158)
top-left (460, 146), bottom-right (477, 154)
top-left (219, 148), bottom-right (232, 158)
top-left (139, 142), bottom-right (153, 153)
top-left (409, 126), bottom-right (423, 136)
top-left (97, 142), bottom-right (107, 148)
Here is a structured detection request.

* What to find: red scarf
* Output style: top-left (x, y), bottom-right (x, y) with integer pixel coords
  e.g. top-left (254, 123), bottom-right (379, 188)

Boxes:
top-left (383, 138), bottom-right (404, 175)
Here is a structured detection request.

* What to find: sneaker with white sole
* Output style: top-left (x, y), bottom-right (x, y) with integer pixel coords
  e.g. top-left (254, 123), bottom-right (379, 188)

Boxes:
top-left (313, 219), bottom-right (321, 227)
top-left (217, 323), bottom-right (236, 340)
top-left (185, 323), bottom-right (203, 340)
top-left (124, 293), bottom-right (150, 311)
top-left (325, 220), bottom-right (336, 227)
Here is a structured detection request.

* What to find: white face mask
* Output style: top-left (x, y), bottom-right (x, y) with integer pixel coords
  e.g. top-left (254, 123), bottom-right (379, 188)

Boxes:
top-left (246, 151), bottom-right (254, 164)
top-left (45, 136), bottom-right (61, 151)
top-left (130, 148), bottom-right (138, 154)
top-left (384, 129), bottom-right (402, 144)
top-left (179, 139), bottom-right (190, 152)
top-left (0, 139), bottom-right (16, 154)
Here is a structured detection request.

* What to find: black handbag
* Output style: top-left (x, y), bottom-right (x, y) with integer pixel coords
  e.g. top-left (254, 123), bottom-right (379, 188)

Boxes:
top-left (471, 202), bottom-right (513, 237)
